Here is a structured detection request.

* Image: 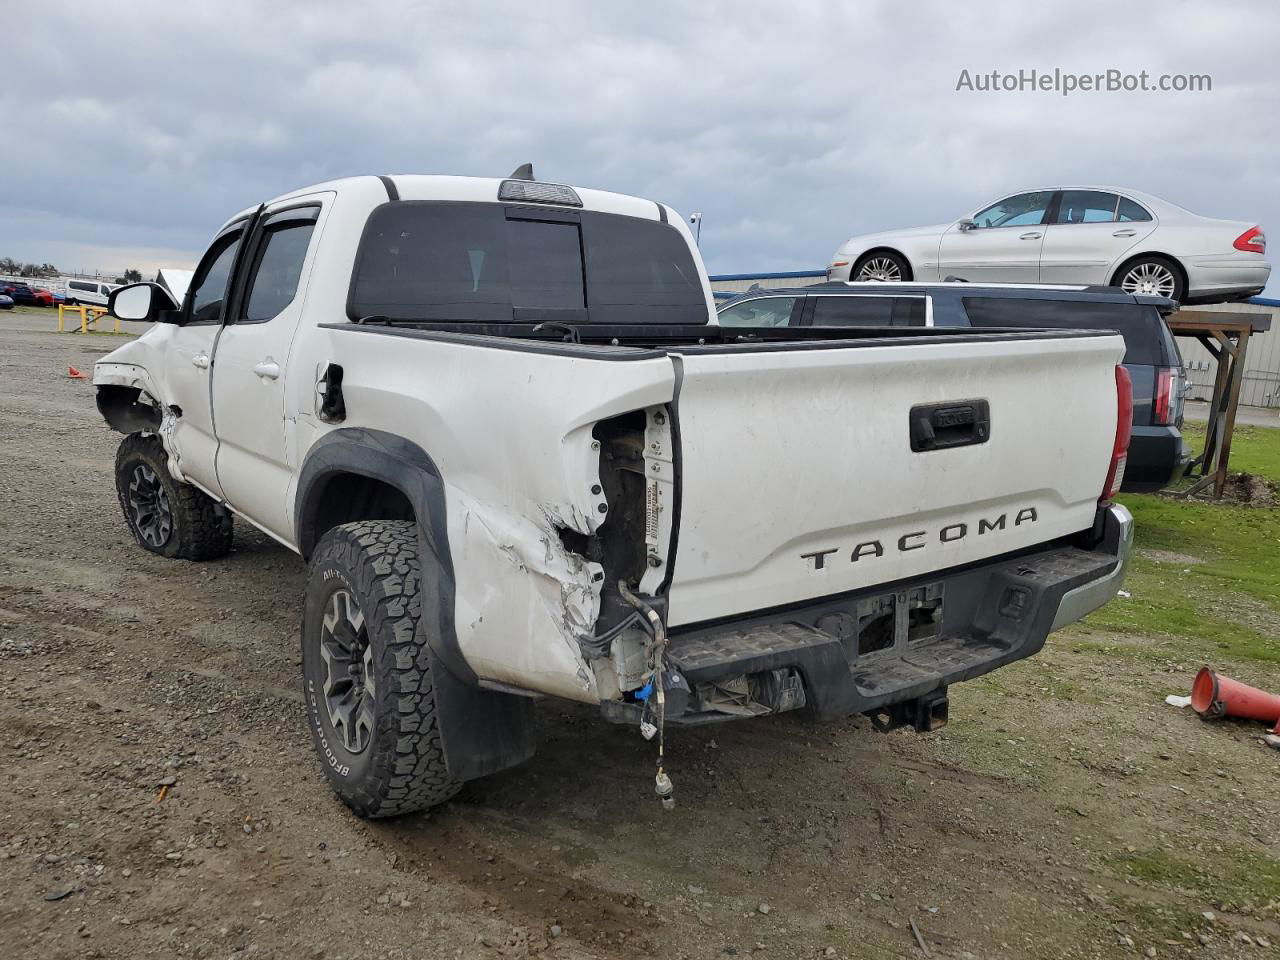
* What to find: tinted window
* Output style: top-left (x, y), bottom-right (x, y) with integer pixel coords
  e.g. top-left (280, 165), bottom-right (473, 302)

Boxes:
top-left (961, 297), bottom-right (1168, 365)
top-left (1117, 197), bottom-right (1152, 222)
top-left (1056, 190), bottom-right (1118, 224)
top-left (717, 296), bottom-right (796, 327)
top-left (507, 219), bottom-right (585, 310)
top-left (349, 202), bottom-right (706, 324)
top-left (811, 296), bottom-right (926, 327)
top-left (582, 214), bottom-right (704, 324)
top-left (70, 281), bottom-right (92, 292)
top-left (188, 232), bottom-right (243, 324)
top-left (242, 221), bottom-right (315, 321)
top-left (971, 191), bottom-right (1053, 229)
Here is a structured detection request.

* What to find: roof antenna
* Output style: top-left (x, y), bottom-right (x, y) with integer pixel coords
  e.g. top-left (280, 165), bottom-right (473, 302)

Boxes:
top-left (508, 163), bottom-right (535, 181)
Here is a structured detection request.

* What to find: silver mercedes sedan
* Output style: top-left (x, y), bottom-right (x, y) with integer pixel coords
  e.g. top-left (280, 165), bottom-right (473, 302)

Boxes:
top-left (827, 186), bottom-right (1270, 303)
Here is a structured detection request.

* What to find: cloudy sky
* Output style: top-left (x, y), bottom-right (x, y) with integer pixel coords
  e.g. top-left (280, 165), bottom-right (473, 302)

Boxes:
top-left (3, 0), bottom-right (1279, 291)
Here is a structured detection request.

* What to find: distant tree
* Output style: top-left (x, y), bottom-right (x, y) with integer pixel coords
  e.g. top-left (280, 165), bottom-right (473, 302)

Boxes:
top-left (123, 268), bottom-right (142, 283)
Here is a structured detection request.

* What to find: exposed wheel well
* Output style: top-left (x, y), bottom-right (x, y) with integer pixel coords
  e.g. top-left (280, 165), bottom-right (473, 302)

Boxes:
top-left (96, 385), bottom-right (162, 435)
top-left (853, 247), bottom-right (914, 281)
top-left (301, 473), bottom-right (415, 558)
top-left (1110, 252), bottom-right (1187, 294)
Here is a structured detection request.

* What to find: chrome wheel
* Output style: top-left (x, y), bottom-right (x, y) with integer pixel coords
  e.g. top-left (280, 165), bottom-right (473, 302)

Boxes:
top-left (319, 589), bottom-right (375, 754)
top-left (127, 464), bottom-right (172, 547)
top-left (1120, 261), bottom-right (1177, 298)
top-left (855, 256), bottom-right (903, 282)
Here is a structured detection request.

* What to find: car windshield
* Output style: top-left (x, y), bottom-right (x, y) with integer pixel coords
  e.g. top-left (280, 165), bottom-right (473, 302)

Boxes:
top-left (349, 202), bottom-right (708, 325)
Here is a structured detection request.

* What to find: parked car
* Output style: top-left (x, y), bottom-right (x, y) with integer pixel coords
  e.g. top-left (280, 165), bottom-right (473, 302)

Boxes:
top-left (65, 279), bottom-right (117, 306)
top-left (93, 171), bottom-right (1132, 817)
top-left (0, 294), bottom-right (13, 310)
top-left (827, 187), bottom-right (1270, 304)
top-left (1, 281), bottom-right (37, 305)
top-left (0, 281), bottom-right (57, 306)
top-left (717, 281), bottom-right (1188, 492)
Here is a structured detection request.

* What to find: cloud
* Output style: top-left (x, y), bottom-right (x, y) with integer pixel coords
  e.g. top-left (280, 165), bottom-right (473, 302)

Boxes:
top-left (2, 0), bottom-right (1277, 288)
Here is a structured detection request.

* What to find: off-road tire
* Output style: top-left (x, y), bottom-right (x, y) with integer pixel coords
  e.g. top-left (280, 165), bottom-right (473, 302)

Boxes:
top-left (301, 520), bottom-right (461, 818)
top-left (114, 433), bottom-right (233, 560)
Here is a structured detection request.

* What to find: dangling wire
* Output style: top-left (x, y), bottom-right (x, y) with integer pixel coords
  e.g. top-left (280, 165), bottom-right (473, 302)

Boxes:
top-left (617, 581), bottom-right (674, 810)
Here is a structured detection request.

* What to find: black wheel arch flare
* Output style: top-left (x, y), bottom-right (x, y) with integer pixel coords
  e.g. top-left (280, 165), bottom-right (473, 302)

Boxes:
top-left (294, 427), bottom-right (536, 782)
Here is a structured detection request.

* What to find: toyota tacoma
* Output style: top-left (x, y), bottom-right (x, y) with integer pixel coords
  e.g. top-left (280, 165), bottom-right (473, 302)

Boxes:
top-left (93, 169), bottom-right (1134, 816)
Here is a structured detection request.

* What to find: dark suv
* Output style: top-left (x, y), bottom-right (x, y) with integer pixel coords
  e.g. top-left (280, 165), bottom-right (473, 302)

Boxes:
top-left (716, 281), bottom-right (1189, 492)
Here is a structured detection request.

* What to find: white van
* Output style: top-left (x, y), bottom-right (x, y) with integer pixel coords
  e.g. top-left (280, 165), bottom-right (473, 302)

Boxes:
top-left (65, 279), bottom-right (117, 307)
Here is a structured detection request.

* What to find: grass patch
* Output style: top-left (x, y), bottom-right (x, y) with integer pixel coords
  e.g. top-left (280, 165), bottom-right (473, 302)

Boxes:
top-left (1109, 847), bottom-right (1280, 907)
top-left (1181, 420), bottom-right (1280, 486)
top-left (1076, 476), bottom-right (1280, 662)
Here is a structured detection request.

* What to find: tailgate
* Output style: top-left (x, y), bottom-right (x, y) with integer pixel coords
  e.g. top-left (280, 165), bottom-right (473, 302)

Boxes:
top-left (663, 333), bottom-right (1125, 627)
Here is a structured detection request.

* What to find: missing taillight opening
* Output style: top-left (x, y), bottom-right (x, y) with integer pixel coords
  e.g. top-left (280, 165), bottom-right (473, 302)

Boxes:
top-left (1102, 365), bottom-right (1134, 501)
top-left (1233, 226), bottom-right (1266, 254)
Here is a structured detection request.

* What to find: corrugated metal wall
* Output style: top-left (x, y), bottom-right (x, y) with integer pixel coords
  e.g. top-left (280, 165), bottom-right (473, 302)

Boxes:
top-left (1173, 302), bottom-right (1279, 408)
top-left (709, 272), bottom-right (1279, 409)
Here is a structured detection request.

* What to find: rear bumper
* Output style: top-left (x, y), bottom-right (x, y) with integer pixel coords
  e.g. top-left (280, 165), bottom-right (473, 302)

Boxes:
top-left (1183, 254), bottom-right (1271, 301)
top-left (1122, 425), bottom-right (1190, 492)
top-left (655, 504), bottom-right (1133, 722)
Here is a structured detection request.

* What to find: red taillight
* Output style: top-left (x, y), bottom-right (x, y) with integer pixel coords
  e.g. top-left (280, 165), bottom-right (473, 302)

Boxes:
top-left (1102, 365), bottom-right (1133, 501)
top-left (1153, 367), bottom-right (1174, 425)
top-left (1233, 226), bottom-right (1266, 254)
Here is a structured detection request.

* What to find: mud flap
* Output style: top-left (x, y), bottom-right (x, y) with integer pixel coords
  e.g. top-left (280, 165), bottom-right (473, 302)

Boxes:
top-left (426, 642), bottom-right (537, 782)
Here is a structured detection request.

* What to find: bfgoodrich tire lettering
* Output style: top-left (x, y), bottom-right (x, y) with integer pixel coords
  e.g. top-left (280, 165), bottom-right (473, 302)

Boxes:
top-left (301, 520), bottom-right (460, 818)
top-left (114, 433), bottom-right (233, 560)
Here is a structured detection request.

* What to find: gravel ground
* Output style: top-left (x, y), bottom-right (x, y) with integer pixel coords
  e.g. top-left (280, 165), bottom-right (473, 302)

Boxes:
top-left (2, 313), bottom-right (1279, 959)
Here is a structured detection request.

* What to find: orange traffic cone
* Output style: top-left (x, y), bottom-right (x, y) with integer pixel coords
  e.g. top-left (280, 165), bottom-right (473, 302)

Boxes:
top-left (1191, 666), bottom-right (1280, 724)
top-left (68, 366), bottom-right (87, 379)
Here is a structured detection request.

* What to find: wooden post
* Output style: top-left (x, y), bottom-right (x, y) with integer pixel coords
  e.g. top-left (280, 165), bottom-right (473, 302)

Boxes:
top-left (1214, 326), bottom-right (1250, 498)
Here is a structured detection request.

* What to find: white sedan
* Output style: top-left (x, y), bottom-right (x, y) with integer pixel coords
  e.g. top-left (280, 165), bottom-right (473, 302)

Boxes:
top-left (827, 186), bottom-right (1270, 303)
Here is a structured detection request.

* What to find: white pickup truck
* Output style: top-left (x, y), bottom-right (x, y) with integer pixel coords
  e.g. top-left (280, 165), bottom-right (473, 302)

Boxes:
top-left (94, 169), bottom-right (1134, 817)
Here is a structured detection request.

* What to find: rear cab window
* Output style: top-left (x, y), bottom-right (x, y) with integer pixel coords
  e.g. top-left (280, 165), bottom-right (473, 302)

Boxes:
top-left (348, 202), bottom-right (707, 325)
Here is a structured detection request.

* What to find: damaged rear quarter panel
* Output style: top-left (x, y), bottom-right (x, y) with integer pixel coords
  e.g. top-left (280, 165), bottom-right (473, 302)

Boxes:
top-left (299, 329), bottom-right (677, 702)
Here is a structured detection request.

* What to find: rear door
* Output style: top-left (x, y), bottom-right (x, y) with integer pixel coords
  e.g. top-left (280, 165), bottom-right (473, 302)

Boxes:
top-left (211, 196), bottom-right (327, 540)
top-left (1039, 190), bottom-right (1155, 284)
top-left (936, 191), bottom-right (1053, 282)
top-left (662, 333), bottom-right (1125, 627)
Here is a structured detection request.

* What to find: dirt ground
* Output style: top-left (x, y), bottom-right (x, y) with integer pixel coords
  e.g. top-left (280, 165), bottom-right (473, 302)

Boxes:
top-left (2, 316), bottom-right (1279, 960)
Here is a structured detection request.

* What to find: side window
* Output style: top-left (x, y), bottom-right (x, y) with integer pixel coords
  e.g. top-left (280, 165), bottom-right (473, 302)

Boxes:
top-left (970, 191), bottom-right (1054, 229)
top-left (811, 296), bottom-right (925, 327)
top-left (1117, 197), bottom-right (1153, 222)
top-left (240, 212), bottom-right (317, 322)
top-left (187, 230), bottom-right (244, 324)
top-left (960, 297), bottom-right (1165, 365)
top-left (716, 296), bottom-right (796, 327)
top-left (1055, 190), bottom-right (1119, 224)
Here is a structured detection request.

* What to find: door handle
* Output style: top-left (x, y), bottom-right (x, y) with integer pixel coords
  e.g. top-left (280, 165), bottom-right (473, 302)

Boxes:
top-left (1019, 232), bottom-right (1042, 240)
top-left (253, 359), bottom-right (281, 381)
top-left (1113, 228), bottom-right (1137, 237)
top-left (191, 353), bottom-right (210, 370)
